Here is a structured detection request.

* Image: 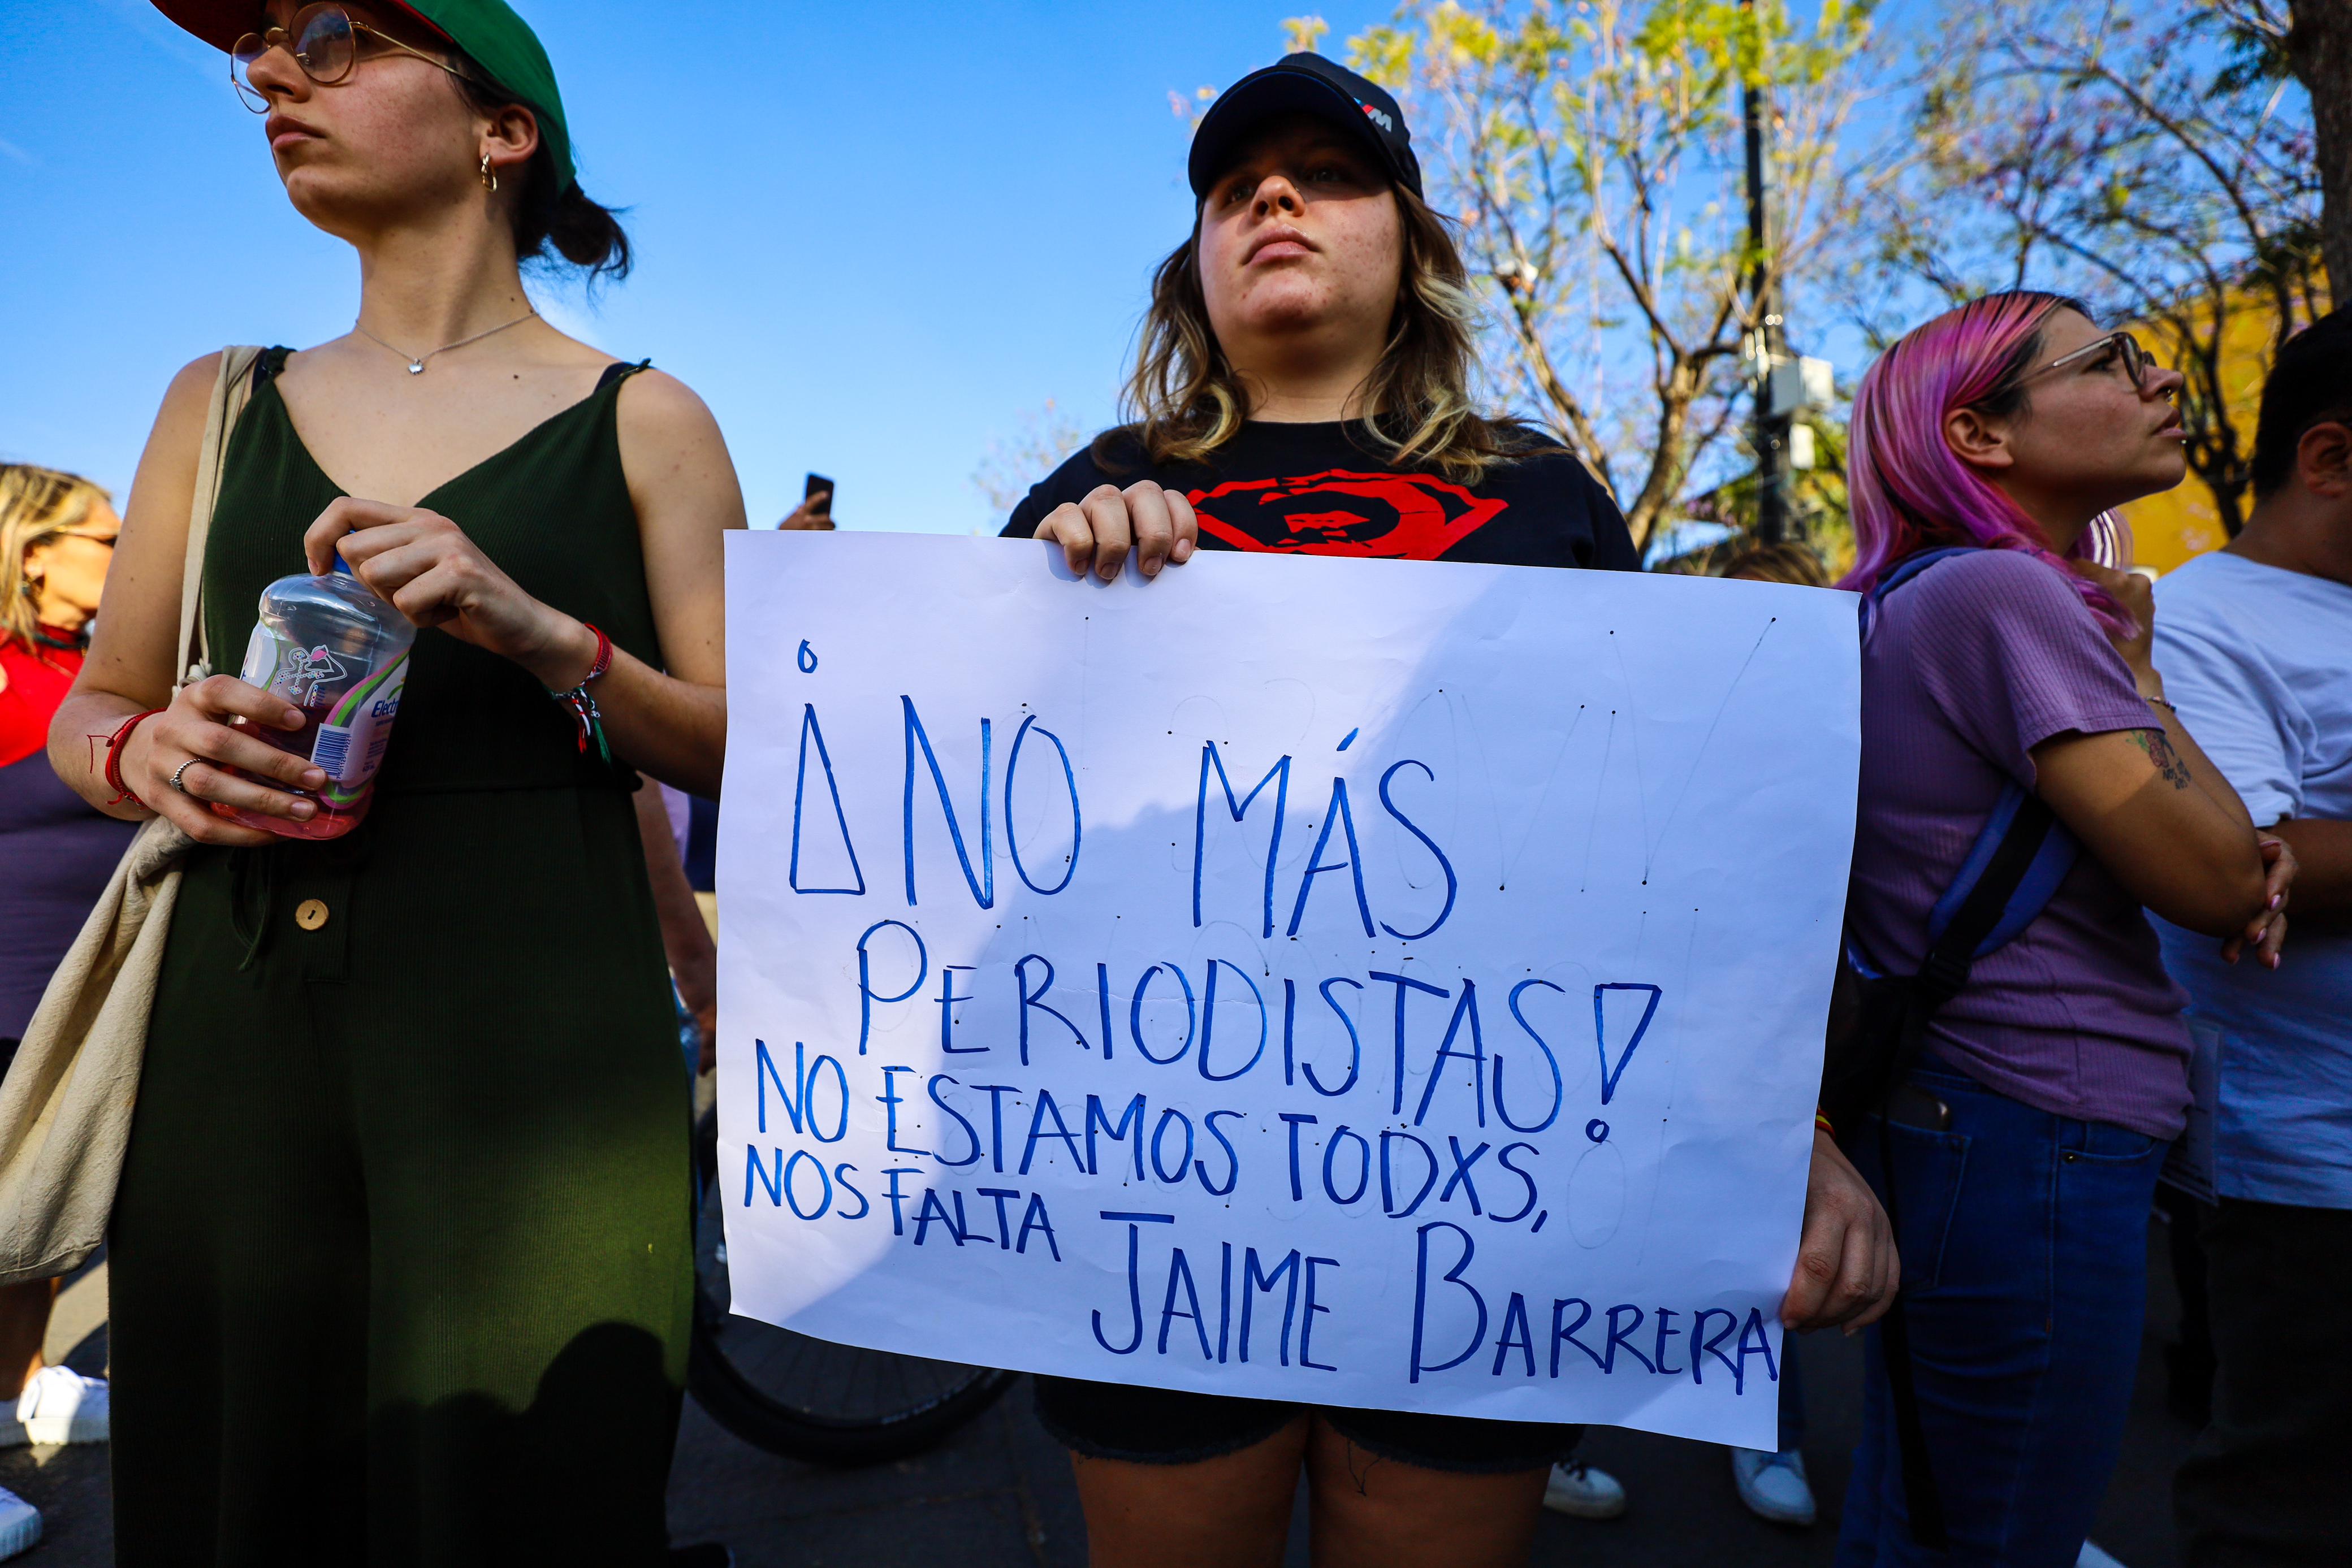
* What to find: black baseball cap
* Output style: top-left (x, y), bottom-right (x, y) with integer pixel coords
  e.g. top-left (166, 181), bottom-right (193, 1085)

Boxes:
top-left (1187, 53), bottom-right (1423, 202)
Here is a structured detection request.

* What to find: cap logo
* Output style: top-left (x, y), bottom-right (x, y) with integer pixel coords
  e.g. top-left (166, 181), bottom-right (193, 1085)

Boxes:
top-left (1361, 103), bottom-right (1395, 132)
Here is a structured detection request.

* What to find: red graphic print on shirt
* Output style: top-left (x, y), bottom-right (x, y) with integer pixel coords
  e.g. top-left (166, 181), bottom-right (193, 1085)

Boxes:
top-left (1187, 469), bottom-right (1508, 559)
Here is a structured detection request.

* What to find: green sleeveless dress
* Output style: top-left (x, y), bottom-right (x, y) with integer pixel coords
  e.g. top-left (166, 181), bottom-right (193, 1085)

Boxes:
top-left (109, 350), bottom-right (691, 1566)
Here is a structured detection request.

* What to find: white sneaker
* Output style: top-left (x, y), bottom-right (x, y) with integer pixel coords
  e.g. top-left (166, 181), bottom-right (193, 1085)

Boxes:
top-left (1731, 1446), bottom-right (1817, 1526)
top-left (0, 1484), bottom-right (39, 1560)
top-left (2078, 1544), bottom-right (2128, 1568)
top-left (15, 1366), bottom-right (108, 1445)
top-left (1542, 1457), bottom-right (1628, 1519)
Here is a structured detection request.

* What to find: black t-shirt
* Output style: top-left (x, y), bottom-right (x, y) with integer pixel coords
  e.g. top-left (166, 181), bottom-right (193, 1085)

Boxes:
top-left (1000, 421), bottom-right (1639, 571)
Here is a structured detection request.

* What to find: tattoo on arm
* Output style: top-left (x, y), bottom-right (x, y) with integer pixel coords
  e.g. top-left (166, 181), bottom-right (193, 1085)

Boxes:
top-left (2129, 728), bottom-right (2194, 790)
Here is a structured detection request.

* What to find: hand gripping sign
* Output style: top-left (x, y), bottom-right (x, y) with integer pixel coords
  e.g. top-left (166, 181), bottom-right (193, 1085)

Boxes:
top-left (717, 533), bottom-right (1857, 1448)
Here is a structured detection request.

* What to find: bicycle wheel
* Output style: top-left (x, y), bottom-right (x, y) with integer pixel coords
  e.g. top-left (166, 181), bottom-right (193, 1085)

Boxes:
top-left (687, 1108), bottom-right (1016, 1465)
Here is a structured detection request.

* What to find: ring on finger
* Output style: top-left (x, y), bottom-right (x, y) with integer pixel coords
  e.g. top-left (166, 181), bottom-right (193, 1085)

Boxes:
top-left (170, 759), bottom-right (202, 795)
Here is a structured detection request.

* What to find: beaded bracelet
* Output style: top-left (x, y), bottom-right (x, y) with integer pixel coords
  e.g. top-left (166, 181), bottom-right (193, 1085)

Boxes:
top-left (101, 709), bottom-right (164, 805)
top-left (548, 623), bottom-right (615, 764)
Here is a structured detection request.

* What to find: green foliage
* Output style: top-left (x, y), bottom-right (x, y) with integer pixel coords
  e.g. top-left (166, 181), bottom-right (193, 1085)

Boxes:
top-left (1345, 1), bottom-right (1882, 552)
top-left (1674, 410), bottom-right (1852, 563)
top-left (1860, 0), bottom-right (2324, 534)
top-left (1283, 14), bottom-right (1333, 52)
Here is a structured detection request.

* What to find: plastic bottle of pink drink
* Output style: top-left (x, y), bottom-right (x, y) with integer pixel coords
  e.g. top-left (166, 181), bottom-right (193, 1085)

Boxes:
top-left (215, 558), bottom-right (414, 841)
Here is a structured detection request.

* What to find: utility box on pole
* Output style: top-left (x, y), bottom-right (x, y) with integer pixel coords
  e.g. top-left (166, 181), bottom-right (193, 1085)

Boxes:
top-left (1788, 423), bottom-right (1817, 471)
top-left (1766, 357), bottom-right (1834, 419)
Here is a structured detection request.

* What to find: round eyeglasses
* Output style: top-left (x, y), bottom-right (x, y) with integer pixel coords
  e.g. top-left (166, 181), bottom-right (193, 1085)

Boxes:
top-left (231, 3), bottom-right (476, 113)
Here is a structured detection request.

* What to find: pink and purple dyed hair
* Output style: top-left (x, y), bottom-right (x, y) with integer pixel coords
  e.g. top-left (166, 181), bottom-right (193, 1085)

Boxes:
top-left (1840, 291), bottom-right (2132, 633)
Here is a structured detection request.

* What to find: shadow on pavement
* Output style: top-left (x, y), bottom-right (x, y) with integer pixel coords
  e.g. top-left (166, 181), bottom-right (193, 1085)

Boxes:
top-left (0, 1220), bottom-right (2203, 1566)
top-left (667, 1220), bottom-right (2201, 1568)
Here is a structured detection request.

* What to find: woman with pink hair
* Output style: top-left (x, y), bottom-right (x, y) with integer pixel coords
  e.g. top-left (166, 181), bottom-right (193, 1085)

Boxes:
top-left (1835, 292), bottom-right (2290, 1565)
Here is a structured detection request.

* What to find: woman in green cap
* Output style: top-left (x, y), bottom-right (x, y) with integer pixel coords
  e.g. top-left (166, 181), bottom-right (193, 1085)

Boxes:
top-left (49, 2), bottom-right (742, 1559)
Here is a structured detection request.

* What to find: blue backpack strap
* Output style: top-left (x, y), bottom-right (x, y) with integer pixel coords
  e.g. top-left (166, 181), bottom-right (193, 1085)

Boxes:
top-left (1851, 545), bottom-right (2079, 984)
top-left (1925, 782), bottom-right (2081, 958)
top-left (1871, 545), bottom-right (1982, 605)
top-left (1859, 545), bottom-right (1982, 640)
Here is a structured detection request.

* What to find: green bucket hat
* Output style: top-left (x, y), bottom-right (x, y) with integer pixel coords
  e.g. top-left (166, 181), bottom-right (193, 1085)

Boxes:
top-left (154, 0), bottom-right (577, 192)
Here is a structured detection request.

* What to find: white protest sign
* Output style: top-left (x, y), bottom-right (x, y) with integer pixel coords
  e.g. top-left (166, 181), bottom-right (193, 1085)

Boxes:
top-left (717, 531), bottom-right (1857, 1448)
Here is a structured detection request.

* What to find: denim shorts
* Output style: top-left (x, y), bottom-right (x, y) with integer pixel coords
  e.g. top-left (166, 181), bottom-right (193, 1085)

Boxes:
top-left (1032, 1375), bottom-right (1583, 1475)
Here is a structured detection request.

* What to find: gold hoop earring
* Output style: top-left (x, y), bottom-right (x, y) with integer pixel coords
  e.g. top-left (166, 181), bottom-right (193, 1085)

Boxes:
top-left (480, 153), bottom-right (498, 193)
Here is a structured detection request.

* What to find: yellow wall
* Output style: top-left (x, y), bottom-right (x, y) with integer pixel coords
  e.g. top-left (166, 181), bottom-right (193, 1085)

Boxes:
top-left (2127, 477), bottom-right (2235, 575)
top-left (2121, 297), bottom-right (2307, 575)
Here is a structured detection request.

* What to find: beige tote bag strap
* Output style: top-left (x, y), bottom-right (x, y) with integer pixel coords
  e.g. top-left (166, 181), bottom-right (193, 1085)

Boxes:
top-left (177, 345), bottom-right (265, 688)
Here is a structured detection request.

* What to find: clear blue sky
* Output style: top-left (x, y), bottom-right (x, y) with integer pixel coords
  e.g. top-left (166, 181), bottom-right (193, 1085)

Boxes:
top-left (1, 0), bottom-right (1392, 535)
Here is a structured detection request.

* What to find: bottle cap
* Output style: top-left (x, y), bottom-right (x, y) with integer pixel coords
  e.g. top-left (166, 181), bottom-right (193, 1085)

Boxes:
top-left (331, 552), bottom-right (356, 578)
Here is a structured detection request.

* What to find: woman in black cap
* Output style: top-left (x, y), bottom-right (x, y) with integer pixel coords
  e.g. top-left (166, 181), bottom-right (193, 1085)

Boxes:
top-left (49, 3), bottom-right (740, 1560)
top-left (1003, 51), bottom-right (1897, 1568)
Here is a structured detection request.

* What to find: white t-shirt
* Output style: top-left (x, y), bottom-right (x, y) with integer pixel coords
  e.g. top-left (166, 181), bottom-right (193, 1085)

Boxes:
top-left (2152, 549), bottom-right (2352, 1208)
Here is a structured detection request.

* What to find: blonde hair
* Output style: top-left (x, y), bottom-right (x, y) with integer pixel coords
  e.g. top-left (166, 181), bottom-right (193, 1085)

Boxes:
top-left (1720, 541), bottom-right (1831, 588)
top-left (1, 464), bottom-right (109, 651)
top-left (1105, 183), bottom-right (1540, 483)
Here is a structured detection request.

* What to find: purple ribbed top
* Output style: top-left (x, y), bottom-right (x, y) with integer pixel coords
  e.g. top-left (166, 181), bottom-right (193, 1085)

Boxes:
top-left (1849, 550), bottom-right (2193, 1138)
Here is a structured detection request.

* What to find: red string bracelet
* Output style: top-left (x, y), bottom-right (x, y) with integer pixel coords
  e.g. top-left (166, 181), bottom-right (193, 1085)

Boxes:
top-left (582, 623), bottom-right (615, 684)
top-left (547, 623), bottom-right (615, 762)
top-left (100, 708), bottom-right (164, 805)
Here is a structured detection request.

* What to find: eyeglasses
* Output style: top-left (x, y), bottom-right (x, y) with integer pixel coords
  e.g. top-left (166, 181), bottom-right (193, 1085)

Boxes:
top-left (2021, 331), bottom-right (2163, 396)
top-left (231, 4), bottom-right (475, 113)
top-left (36, 527), bottom-right (115, 552)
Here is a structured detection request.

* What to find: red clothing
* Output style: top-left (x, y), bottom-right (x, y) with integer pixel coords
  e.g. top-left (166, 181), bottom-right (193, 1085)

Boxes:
top-left (0, 630), bottom-right (81, 769)
top-left (2, 625), bottom-right (134, 1038)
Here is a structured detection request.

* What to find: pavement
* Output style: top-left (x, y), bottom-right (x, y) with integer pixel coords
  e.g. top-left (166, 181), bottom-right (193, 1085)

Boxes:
top-left (1, 1220), bottom-right (2201, 1566)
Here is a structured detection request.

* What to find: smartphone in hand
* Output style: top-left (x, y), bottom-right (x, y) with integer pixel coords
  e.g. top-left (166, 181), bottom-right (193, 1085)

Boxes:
top-left (780, 473), bottom-right (836, 531)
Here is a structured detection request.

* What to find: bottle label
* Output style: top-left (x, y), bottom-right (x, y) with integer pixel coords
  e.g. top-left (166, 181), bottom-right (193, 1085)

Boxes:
top-left (239, 627), bottom-right (408, 797)
top-left (312, 652), bottom-right (407, 795)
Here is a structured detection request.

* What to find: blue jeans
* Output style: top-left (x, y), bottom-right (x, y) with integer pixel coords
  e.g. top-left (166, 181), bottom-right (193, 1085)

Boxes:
top-left (1835, 1064), bottom-right (2165, 1567)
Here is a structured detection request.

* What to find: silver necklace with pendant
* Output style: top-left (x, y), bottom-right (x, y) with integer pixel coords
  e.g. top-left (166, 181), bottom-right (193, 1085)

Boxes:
top-left (354, 307), bottom-right (538, 374)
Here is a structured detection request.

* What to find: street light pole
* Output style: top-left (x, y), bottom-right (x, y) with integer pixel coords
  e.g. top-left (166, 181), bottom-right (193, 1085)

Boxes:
top-left (1743, 1), bottom-right (1790, 544)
